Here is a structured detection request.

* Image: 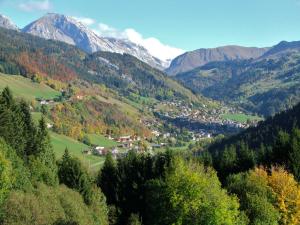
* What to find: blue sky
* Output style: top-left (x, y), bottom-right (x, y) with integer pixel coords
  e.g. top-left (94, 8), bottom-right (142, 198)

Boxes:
top-left (1, 0), bottom-right (300, 59)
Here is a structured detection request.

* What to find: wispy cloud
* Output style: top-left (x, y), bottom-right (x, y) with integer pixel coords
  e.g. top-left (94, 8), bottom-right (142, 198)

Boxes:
top-left (72, 16), bottom-right (95, 26)
top-left (94, 23), bottom-right (122, 38)
top-left (91, 22), bottom-right (184, 61)
top-left (18, 0), bottom-right (52, 12)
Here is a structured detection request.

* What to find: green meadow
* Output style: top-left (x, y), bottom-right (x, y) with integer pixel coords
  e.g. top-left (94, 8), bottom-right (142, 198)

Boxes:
top-left (87, 133), bottom-right (118, 148)
top-left (0, 73), bottom-right (60, 101)
top-left (221, 113), bottom-right (262, 123)
top-left (50, 132), bottom-right (105, 172)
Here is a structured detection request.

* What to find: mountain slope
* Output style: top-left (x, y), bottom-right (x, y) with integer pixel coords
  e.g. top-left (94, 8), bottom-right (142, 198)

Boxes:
top-left (166, 45), bottom-right (269, 75)
top-left (83, 51), bottom-right (202, 103)
top-left (0, 27), bottom-right (211, 107)
top-left (22, 13), bottom-right (166, 70)
top-left (259, 40), bottom-right (300, 59)
top-left (175, 41), bottom-right (300, 116)
top-left (0, 14), bottom-right (18, 30)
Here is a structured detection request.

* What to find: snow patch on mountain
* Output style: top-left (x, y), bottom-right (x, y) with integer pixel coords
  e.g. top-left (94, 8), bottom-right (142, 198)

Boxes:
top-left (0, 14), bottom-right (19, 30)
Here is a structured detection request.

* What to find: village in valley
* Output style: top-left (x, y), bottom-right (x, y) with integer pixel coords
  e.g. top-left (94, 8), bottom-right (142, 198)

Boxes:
top-left (35, 92), bottom-right (261, 161)
top-left (79, 100), bottom-right (261, 160)
top-left (152, 100), bottom-right (260, 130)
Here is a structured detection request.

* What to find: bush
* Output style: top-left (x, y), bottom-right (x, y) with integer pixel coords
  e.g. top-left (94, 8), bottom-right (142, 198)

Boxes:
top-left (1, 184), bottom-right (108, 225)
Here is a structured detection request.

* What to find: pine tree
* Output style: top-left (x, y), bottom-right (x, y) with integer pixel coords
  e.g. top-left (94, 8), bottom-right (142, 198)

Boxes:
top-left (272, 130), bottom-right (290, 164)
top-left (19, 100), bottom-right (37, 157)
top-left (238, 141), bottom-right (255, 172)
top-left (0, 88), bottom-right (26, 157)
top-left (58, 149), bottom-right (92, 204)
top-left (36, 117), bottom-right (54, 160)
top-left (288, 128), bottom-right (300, 181)
top-left (97, 152), bottom-right (118, 205)
top-left (33, 117), bottom-right (58, 184)
top-left (0, 87), bottom-right (14, 108)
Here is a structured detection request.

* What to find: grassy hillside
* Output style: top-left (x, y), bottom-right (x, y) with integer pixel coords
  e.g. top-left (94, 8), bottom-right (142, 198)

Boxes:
top-left (87, 134), bottom-right (118, 148)
top-left (0, 73), bottom-right (60, 101)
top-left (31, 112), bottom-right (106, 171)
top-left (51, 132), bottom-right (105, 171)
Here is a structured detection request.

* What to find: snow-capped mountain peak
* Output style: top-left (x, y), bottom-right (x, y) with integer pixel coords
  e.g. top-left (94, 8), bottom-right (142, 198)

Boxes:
top-left (22, 13), bottom-right (166, 69)
top-left (0, 14), bottom-right (19, 30)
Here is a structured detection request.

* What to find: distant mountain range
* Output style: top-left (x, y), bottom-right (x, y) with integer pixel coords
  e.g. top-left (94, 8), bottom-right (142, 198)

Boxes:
top-left (175, 41), bottom-right (300, 116)
top-left (166, 41), bottom-right (300, 76)
top-left (0, 13), bottom-right (166, 70)
top-left (166, 46), bottom-right (270, 75)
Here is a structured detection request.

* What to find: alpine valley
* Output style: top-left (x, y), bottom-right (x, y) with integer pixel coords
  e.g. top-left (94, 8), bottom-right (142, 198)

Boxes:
top-left (169, 42), bottom-right (300, 116)
top-left (1, 6), bottom-right (300, 225)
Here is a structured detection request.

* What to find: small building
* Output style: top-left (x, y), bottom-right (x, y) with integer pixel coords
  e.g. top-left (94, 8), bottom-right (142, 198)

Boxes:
top-left (76, 95), bottom-right (84, 100)
top-left (163, 133), bottom-right (171, 139)
top-left (131, 135), bottom-right (141, 141)
top-left (93, 146), bottom-right (107, 156)
top-left (83, 149), bottom-right (92, 155)
top-left (151, 130), bottom-right (160, 137)
top-left (40, 100), bottom-right (48, 105)
top-left (117, 136), bottom-right (132, 143)
top-left (46, 123), bottom-right (53, 129)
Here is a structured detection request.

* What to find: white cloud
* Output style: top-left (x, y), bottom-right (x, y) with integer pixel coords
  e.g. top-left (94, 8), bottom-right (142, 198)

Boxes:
top-left (123, 28), bottom-right (184, 61)
top-left (18, 0), bottom-right (52, 12)
top-left (73, 17), bottom-right (95, 26)
top-left (94, 23), bottom-right (184, 61)
top-left (96, 23), bottom-right (124, 38)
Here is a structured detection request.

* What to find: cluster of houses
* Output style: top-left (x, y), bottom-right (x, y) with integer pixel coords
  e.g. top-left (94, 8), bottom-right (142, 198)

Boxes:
top-left (153, 101), bottom-right (259, 131)
top-left (83, 146), bottom-right (119, 157)
top-left (82, 135), bottom-right (142, 158)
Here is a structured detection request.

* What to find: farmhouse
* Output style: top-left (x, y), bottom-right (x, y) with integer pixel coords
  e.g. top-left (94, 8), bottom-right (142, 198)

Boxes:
top-left (46, 123), bottom-right (53, 129)
top-left (93, 146), bottom-right (108, 156)
top-left (83, 149), bottom-right (92, 155)
top-left (117, 135), bottom-right (132, 143)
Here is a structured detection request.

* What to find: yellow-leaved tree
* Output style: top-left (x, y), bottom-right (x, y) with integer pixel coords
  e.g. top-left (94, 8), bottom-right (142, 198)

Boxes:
top-left (253, 167), bottom-right (300, 225)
